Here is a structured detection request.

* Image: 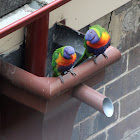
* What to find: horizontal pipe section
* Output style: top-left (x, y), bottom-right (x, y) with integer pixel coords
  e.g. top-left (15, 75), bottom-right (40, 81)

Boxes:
top-left (0, 71), bottom-right (104, 113)
top-left (0, 79), bottom-right (46, 113)
top-left (50, 46), bottom-right (121, 97)
top-left (73, 84), bottom-right (114, 117)
top-left (0, 46), bottom-right (121, 99)
top-left (0, 0), bottom-right (71, 39)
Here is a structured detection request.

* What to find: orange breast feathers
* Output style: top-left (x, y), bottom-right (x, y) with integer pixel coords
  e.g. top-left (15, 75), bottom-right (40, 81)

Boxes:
top-left (86, 32), bottom-right (110, 49)
top-left (56, 53), bottom-right (76, 66)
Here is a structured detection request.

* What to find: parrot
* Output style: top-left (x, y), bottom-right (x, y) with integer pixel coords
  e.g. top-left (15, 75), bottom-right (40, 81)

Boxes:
top-left (52, 46), bottom-right (77, 83)
top-left (74, 25), bottom-right (111, 67)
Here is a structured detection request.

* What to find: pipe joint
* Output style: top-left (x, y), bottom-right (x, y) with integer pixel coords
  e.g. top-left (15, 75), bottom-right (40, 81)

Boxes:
top-left (0, 46), bottom-right (120, 115)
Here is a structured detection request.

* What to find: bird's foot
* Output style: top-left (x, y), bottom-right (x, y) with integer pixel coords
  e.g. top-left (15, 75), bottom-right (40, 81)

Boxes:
top-left (68, 69), bottom-right (76, 76)
top-left (102, 53), bottom-right (108, 58)
top-left (64, 71), bottom-right (68, 75)
top-left (58, 75), bottom-right (64, 83)
top-left (91, 55), bottom-right (97, 64)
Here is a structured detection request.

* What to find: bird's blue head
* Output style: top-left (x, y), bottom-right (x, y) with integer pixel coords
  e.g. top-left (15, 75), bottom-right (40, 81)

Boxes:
top-left (85, 29), bottom-right (100, 44)
top-left (63, 46), bottom-right (75, 59)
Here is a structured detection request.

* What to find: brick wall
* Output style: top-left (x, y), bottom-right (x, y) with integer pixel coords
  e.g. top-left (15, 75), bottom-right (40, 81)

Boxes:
top-left (0, 0), bottom-right (139, 139)
top-left (71, 0), bottom-right (140, 140)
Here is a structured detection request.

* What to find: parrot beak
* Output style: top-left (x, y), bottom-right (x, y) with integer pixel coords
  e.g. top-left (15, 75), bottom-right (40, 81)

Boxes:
top-left (70, 54), bottom-right (76, 59)
top-left (70, 54), bottom-right (74, 59)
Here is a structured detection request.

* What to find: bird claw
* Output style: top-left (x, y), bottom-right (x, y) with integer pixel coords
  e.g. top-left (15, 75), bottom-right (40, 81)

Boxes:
top-left (64, 71), bottom-right (68, 75)
top-left (91, 55), bottom-right (97, 64)
top-left (102, 53), bottom-right (108, 58)
top-left (58, 75), bottom-right (64, 83)
top-left (68, 69), bottom-right (76, 76)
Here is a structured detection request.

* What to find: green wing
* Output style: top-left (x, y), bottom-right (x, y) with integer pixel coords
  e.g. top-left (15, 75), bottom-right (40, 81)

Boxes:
top-left (52, 47), bottom-right (65, 69)
top-left (84, 36), bottom-right (94, 57)
top-left (84, 36), bottom-right (87, 48)
top-left (52, 47), bottom-right (65, 77)
top-left (74, 37), bottom-right (91, 67)
top-left (52, 49), bottom-right (59, 70)
top-left (90, 25), bottom-right (109, 34)
top-left (74, 49), bottom-right (88, 68)
top-left (74, 25), bottom-right (109, 67)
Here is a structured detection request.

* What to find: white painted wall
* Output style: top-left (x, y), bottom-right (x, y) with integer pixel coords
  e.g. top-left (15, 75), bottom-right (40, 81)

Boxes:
top-left (0, 28), bottom-right (24, 55)
top-left (0, 0), bottom-right (130, 55)
top-left (49, 0), bottom-right (130, 30)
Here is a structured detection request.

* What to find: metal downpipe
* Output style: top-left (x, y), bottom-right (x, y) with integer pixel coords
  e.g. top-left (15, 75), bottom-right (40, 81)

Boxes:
top-left (74, 84), bottom-right (114, 117)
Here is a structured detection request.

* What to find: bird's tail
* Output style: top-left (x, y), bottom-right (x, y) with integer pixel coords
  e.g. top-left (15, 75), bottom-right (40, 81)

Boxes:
top-left (74, 51), bottom-right (88, 67)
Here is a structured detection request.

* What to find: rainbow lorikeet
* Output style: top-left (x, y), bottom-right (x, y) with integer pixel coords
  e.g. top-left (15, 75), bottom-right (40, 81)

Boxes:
top-left (52, 46), bottom-right (77, 83)
top-left (74, 25), bottom-right (111, 67)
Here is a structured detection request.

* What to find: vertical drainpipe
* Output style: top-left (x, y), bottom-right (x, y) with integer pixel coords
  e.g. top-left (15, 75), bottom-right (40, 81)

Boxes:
top-left (25, 13), bottom-right (49, 76)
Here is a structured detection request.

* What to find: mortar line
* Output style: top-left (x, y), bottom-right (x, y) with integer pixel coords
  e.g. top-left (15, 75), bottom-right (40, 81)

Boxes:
top-left (103, 65), bottom-right (140, 88)
top-left (95, 65), bottom-right (139, 93)
top-left (102, 86), bottom-right (105, 96)
top-left (77, 86), bottom-right (140, 140)
top-left (85, 117), bottom-right (119, 140)
top-left (106, 131), bottom-right (109, 140)
top-left (113, 86), bottom-right (140, 104)
top-left (97, 86), bottom-right (105, 95)
top-left (74, 86), bottom-right (140, 129)
top-left (86, 108), bottom-right (140, 140)
top-left (123, 127), bottom-right (140, 140)
top-left (126, 51), bottom-right (129, 72)
top-left (121, 42), bottom-right (140, 56)
top-left (74, 111), bottom-right (98, 127)
top-left (73, 58), bottom-right (140, 135)
top-left (74, 67), bottom-right (140, 127)
top-left (118, 100), bottom-right (121, 121)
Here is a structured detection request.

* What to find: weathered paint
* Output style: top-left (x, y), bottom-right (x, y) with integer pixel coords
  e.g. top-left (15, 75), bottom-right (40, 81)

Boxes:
top-left (49, 0), bottom-right (131, 30)
top-left (0, 28), bottom-right (24, 55)
top-left (0, 0), bottom-right (130, 55)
